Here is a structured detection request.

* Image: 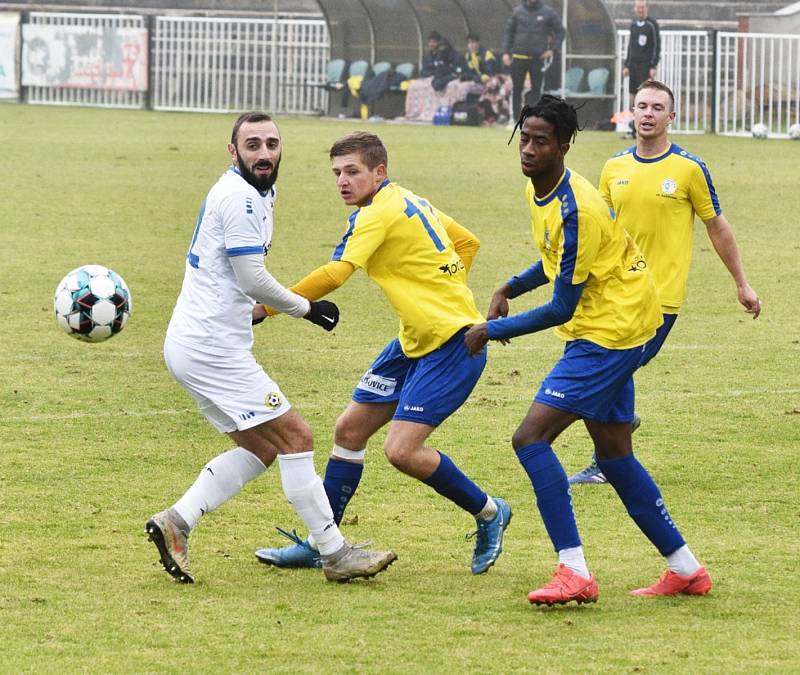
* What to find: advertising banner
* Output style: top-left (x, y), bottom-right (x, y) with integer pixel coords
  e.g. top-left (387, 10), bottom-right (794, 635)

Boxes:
top-left (21, 23), bottom-right (148, 91)
top-left (0, 12), bottom-right (20, 99)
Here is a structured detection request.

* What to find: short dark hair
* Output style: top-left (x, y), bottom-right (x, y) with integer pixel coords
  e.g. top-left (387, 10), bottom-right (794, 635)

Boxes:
top-left (329, 132), bottom-right (388, 170)
top-left (231, 111), bottom-right (274, 146)
top-left (635, 79), bottom-right (675, 111)
top-left (512, 95), bottom-right (582, 145)
top-left (466, 33), bottom-right (480, 42)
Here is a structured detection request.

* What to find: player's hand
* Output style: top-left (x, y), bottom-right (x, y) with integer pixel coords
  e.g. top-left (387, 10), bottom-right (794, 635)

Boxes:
top-left (304, 300), bottom-right (340, 331)
top-left (541, 49), bottom-right (554, 61)
top-left (738, 284), bottom-right (761, 319)
top-left (487, 288), bottom-right (512, 345)
top-left (252, 304), bottom-right (268, 325)
top-left (465, 323), bottom-right (490, 356)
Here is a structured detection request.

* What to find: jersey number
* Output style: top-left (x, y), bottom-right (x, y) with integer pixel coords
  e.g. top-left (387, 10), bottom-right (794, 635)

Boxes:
top-left (186, 199), bottom-right (207, 268)
top-left (403, 198), bottom-right (446, 252)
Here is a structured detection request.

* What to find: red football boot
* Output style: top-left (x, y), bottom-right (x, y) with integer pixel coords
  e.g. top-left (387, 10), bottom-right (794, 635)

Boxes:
top-left (630, 567), bottom-right (713, 597)
top-left (527, 564), bottom-right (599, 606)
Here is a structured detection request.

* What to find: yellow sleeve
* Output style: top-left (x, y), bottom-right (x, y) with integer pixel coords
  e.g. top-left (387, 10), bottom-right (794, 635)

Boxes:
top-left (262, 260), bottom-right (355, 316)
top-left (598, 161), bottom-right (613, 210)
top-left (436, 209), bottom-right (481, 271)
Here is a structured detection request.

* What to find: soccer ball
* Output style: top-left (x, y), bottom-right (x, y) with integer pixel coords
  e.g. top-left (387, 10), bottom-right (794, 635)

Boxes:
top-left (751, 123), bottom-right (769, 139)
top-left (53, 264), bottom-right (132, 342)
top-left (788, 123), bottom-right (800, 140)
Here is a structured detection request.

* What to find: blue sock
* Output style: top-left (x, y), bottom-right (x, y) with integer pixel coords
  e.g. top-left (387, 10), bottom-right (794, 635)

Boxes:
top-left (323, 457), bottom-right (363, 525)
top-left (516, 442), bottom-right (581, 551)
top-left (422, 452), bottom-right (487, 515)
top-left (597, 454), bottom-right (686, 556)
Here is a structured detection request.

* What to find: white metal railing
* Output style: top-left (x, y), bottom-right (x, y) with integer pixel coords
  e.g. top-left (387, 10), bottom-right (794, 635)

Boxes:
top-left (716, 31), bottom-right (800, 137)
top-left (616, 30), bottom-right (712, 134)
top-left (151, 16), bottom-right (329, 114)
top-left (25, 12), bottom-right (147, 109)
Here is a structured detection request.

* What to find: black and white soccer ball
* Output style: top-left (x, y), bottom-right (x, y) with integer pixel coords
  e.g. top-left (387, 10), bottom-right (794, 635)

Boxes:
top-left (788, 123), bottom-right (800, 141)
top-left (53, 264), bottom-right (132, 342)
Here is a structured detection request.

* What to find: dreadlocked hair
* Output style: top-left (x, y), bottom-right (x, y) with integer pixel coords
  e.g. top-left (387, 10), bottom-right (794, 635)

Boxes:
top-left (507, 95), bottom-right (583, 145)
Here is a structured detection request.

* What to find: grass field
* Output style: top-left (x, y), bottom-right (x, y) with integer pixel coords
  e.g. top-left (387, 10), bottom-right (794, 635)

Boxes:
top-left (1, 103), bottom-right (799, 673)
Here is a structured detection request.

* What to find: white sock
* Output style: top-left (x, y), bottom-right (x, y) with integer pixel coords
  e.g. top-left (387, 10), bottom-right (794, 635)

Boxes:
top-left (475, 496), bottom-right (498, 521)
top-left (278, 452), bottom-right (344, 556)
top-left (666, 545), bottom-right (701, 576)
top-left (558, 546), bottom-right (590, 578)
top-left (173, 447), bottom-right (265, 530)
top-left (331, 444), bottom-right (366, 461)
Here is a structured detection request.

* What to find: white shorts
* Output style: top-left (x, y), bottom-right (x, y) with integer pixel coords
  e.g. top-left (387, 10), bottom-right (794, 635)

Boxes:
top-left (164, 338), bottom-right (291, 433)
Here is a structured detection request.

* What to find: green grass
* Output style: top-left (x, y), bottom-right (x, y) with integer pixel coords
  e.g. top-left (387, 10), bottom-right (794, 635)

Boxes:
top-left (1, 103), bottom-right (799, 673)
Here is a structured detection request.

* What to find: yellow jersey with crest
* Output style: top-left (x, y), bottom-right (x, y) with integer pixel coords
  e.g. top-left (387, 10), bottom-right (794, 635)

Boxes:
top-left (599, 143), bottom-right (721, 313)
top-left (527, 169), bottom-right (662, 349)
top-left (332, 180), bottom-right (483, 358)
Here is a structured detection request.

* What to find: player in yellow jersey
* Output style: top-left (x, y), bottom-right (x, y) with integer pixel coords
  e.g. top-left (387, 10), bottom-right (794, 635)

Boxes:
top-left (255, 132), bottom-right (511, 575)
top-left (569, 79), bottom-right (761, 485)
top-left (466, 96), bottom-right (712, 604)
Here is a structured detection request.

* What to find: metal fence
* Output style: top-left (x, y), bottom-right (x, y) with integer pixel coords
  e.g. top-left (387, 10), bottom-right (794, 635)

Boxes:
top-left (616, 29), bottom-right (712, 134)
top-left (716, 31), bottom-right (800, 137)
top-left (26, 12), bottom-right (147, 109)
top-left (24, 12), bottom-right (330, 114)
top-left (151, 16), bottom-right (329, 114)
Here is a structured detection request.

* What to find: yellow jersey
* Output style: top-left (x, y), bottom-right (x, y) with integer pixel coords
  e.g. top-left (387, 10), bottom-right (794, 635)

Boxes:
top-left (527, 169), bottom-right (662, 349)
top-left (332, 180), bottom-right (483, 358)
top-left (599, 143), bottom-right (721, 313)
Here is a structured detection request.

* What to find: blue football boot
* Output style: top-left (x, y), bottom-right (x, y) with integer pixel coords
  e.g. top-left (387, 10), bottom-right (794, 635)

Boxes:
top-left (469, 497), bottom-right (513, 574)
top-left (255, 527), bottom-right (322, 569)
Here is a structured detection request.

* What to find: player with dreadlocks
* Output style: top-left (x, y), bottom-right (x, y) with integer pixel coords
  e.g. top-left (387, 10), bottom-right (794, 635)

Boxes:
top-left (465, 96), bottom-right (712, 605)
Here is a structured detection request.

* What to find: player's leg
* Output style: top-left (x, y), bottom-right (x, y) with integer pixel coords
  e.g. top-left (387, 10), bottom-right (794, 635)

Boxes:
top-left (514, 402), bottom-right (599, 605)
top-left (240, 408), bottom-right (396, 582)
top-left (146, 341), bottom-right (276, 583)
top-left (585, 378), bottom-right (711, 597)
top-left (384, 329), bottom-right (511, 574)
top-left (569, 314), bottom-right (677, 486)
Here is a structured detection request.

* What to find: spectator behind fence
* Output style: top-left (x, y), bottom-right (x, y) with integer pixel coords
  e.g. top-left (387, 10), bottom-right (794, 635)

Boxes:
top-left (501, 0), bottom-right (565, 120)
top-left (463, 33), bottom-right (498, 84)
top-left (624, 0), bottom-right (661, 108)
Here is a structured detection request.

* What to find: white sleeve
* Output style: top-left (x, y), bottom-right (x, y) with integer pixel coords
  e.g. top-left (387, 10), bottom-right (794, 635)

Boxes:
top-left (229, 254), bottom-right (310, 318)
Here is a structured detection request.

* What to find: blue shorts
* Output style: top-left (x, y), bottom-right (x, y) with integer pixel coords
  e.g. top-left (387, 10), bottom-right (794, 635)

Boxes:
top-left (639, 313), bottom-right (677, 368)
top-left (352, 327), bottom-right (487, 427)
top-left (535, 339), bottom-right (643, 423)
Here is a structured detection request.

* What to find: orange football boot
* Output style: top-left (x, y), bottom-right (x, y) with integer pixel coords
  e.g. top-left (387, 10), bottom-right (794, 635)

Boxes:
top-left (527, 564), bottom-right (599, 606)
top-left (630, 566), bottom-right (712, 597)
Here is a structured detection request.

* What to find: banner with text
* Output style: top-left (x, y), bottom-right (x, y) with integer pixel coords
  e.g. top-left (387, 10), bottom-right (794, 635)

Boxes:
top-left (0, 12), bottom-right (20, 99)
top-left (21, 23), bottom-right (148, 90)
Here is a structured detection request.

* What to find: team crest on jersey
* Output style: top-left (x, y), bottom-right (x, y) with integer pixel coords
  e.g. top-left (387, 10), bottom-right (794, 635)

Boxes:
top-left (661, 178), bottom-right (677, 195)
top-left (265, 391), bottom-right (283, 410)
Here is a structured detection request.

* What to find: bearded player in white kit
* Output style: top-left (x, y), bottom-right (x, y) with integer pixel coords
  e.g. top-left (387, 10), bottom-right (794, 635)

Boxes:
top-left (146, 112), bottom-right (396, 584)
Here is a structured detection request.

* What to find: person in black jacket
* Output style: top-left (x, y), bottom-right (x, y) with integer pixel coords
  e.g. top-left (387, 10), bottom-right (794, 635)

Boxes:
top-left (421, 31), bottom-right (466, 92)
top-left (502, 0), bottom-right (566, 120)
top-left (624, 0), bottom-right (661, 107)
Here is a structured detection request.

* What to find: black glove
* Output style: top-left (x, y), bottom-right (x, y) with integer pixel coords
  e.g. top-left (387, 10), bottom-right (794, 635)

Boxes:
top-left (303, 300), bottom-right (339, 331)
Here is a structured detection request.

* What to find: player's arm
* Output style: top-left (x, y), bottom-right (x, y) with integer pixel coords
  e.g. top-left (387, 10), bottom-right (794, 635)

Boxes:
top-left (486, 260), bottom-right (548, 321)
top-left (256, 260), bottom-right (356, 318)
top-left (465, 276), bottom-right (584, 356)
top-left (703, 214), bottom-right (761, 319)
top-left (437, 210), bottom-right (480, 271)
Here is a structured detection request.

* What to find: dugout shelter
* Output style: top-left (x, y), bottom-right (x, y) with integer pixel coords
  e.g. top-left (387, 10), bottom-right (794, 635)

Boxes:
top-left (314, 0), bottom-right (619, 122)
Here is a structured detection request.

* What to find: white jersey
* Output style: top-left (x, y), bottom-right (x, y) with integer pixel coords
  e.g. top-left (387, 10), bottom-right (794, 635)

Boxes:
top-left (167, 167), bottom-right (275, 355)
